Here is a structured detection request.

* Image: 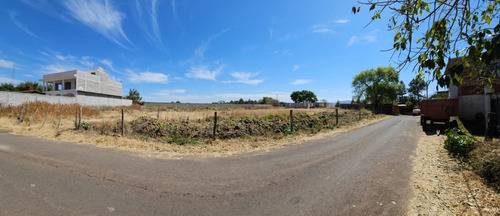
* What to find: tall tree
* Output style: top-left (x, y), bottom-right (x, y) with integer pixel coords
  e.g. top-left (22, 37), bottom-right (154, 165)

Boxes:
top-left (408, 76), bottom-right (427, 101)
top-left (0, 83), bottom-right (15, 91)
top-left (125, 88), bottom-right (143, 105)
top-left (352, 67), bottom-right (402, 108)
top-left (353, 0), bottom-right (500, 88)
top-left (290, 90), bottom-right (318, 103)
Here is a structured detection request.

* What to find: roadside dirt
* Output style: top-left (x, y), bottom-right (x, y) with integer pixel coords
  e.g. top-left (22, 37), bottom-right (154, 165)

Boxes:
top-left (0, 115), bottom-right (390, 157)
top-left (409, 132), bottom-right (500, 215)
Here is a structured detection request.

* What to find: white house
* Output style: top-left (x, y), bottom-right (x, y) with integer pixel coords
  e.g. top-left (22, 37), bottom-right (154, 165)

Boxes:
top-left (39, 66), bottom-right (122, 99)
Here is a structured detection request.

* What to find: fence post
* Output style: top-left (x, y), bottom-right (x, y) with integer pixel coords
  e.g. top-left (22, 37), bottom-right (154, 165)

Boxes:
top-left (41, 108), bottom-right (49, 129)
top-left (79, 107), bottom-right (82, 129)
top-left (121, 109), bottom-right (124, 137)
top-left (57, 104), bottom-right (63, 130)
top-left (75, 107), bottom-right (78, 129)
top-left (213, 111), bottom-right (217, 140)
top-left (18, 104), bottom-right (25, 123)
top-left (336, 108), bottom-right (338, 125)
top-left (157, 106), bottom-right (160, 119)
top-left (290, 110), bottom-right (294, 131)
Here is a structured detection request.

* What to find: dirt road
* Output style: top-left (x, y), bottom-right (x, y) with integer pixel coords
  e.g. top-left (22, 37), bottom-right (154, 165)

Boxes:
top-left (0, 115), bottom-right (420, 215)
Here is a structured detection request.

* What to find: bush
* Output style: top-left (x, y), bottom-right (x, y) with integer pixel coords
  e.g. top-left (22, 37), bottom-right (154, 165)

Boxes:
top-left (444, 128), bottom-right (477, 158)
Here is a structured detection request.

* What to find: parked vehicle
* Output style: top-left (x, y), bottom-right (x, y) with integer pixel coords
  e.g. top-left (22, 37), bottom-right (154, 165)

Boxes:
top-left (412, 108), bottom-right (421, 116)
top-left (420, 99), bottom-right (459, 131)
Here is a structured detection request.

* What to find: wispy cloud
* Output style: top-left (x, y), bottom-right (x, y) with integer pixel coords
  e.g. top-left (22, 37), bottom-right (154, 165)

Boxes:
top-left (21, 0), bottom-right (71, 21)
top-left (126, 69), bottom-right (168, 83)
top-left (313, 28), bottom-right (334, 34)
top-left (332, 19), bottom-right (349, 24)
top-left (153, 89), bottom-right (186, 96)
top-left (134, 0), bottom-right (164, 49)
top-left (230, 72), bottom-right (263, 85)
top-left (347, 30), bottom-right (379, 47)
top-left (62, 0), bottom-right (132, 48)
top-left (290, 79), bottom-right (312, 85)
top-left (293, 65), bottom-right (301, 72)
top-left (0, 76), bottom-right (22, 84)
top-left (9, 11), bottom-right (41, 39)
top-left (186, 65), bottom-right (222, 81)
top-left (271, 49), bottom-right (293, 56)
top-left (171, 0), bottom-right (179, 23)
top-left (195, 29), bottom-right (229, 58)
top-left (0, 59), bottom-right (16, 69)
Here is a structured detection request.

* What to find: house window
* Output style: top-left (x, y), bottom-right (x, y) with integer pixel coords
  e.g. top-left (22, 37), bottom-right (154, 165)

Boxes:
top-left (65, 82), bottom-right (72, 90)
top-left (91, 72), bottom-right (96, 75)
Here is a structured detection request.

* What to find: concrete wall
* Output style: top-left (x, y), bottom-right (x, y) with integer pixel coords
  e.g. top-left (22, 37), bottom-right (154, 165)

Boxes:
top-left (0, 92), bottom-right (132, 107)
top-left (459, 95), bottom-right (486, 121)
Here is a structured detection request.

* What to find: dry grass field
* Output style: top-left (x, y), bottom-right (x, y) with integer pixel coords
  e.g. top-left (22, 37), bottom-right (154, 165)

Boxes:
top-left (0, 102), bottom-right (387, 157)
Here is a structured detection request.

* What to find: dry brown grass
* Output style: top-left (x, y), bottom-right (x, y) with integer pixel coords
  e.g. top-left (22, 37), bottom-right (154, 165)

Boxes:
top-left (0, 103), bottom-right (384, 158)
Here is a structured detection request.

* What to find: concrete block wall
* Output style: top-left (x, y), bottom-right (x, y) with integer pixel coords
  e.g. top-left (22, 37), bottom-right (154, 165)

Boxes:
top-left (0, 92), bottom-right (132, 107)
top-left (459, 95), bottom-right (485, 121)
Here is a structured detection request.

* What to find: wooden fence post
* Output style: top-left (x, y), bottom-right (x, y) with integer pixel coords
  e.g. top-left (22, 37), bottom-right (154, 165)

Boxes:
top-left (359, 106), bottom-right (361, 120)
top-left (28, 107), bottom-right (39, 127)
top-left (336, 108), bottom-right (338, 125)
top-left (290, 110), bottom-right (294, 131)
top-left (157, 107), bottom-right (160, 119)
top-left (75, 107), bottom-right (78, 129)
top-left (57, 104), bottom-right (63, 130)
top-left (213, 111), bottom-right (217, 140)
top-left (41, 108), bottom-right (49, 129)
top-left (121, 109), bottom-right (124, 137)
top-left (18, 104), bottom-right (25, 123)
top-left (79, 107), bottom-right (82, 129)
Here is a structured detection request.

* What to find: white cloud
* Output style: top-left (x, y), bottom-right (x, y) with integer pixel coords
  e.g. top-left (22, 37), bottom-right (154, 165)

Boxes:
top-left (9, 11), bottom-right (41, 39)
top-left (271, 49), bottom-right (292, 56)
top-left (41, 63), bottom-right (78, 74)
top-left (290, 79), bottom-right (312, 85)
top-left (0, 59), bottom-right (15, 69)
top-left (347, 30), bottom-right (380, 47)
top-left (134, 0), bottom-right (164, 48)
top-left (293, 65), bottom-right (300, 72)
top-left (332, 19), bottom-right (349, 24)
top-left (127, 69), bottom-right (168, 83)
top-left (230, 72), bottom-right (263, 85)
top-left (0, 76), bottom-right (22, 84)
top-left (347, 36), bottom-right (358, 46)
top-left (63, 0), bottom-right (132, 48)
top-left (313, 28), bottom-right (334, 34)
top-left (195, 29), bottom-right (229, 58)
top-left (153, 89), bottom-right (186, 96)
top-left (185, 65), bottom-right (222, 81)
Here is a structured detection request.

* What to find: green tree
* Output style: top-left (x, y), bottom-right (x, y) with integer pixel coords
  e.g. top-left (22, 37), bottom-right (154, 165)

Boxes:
top-left (353, 0), bottom-right (500, 88)
top-left (290, 90), bottom-right (318, 103)
top-left (352, 67), bottom-right (402, 108)
top-left (16, 81), bottom-right (42, 92)
top-left (125, 88), bottom-right (143, 105)
top-left (0, 83), bottom-right (15, 91)
top-left (408, 76), bottom-right (427, 101)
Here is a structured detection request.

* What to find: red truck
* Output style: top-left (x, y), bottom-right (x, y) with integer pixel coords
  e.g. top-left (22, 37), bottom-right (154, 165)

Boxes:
top-left (420, 99), bottom-right (459, 131)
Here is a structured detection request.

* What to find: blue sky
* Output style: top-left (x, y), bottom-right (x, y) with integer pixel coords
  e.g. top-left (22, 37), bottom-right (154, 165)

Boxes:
top-left (0, 0), bottom-right (436, 103)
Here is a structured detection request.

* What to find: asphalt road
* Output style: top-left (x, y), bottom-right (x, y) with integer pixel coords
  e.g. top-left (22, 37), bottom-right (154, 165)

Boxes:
top-left (0, 115), bottom-right (420, 215)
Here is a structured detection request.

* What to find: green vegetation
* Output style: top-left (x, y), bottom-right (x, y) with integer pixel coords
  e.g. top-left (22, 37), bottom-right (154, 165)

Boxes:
top-left (353, 0), bottom-right (500, 87)
top-left (444, 128), bottom-right (477, 159)
top-left (352, 67), bottom-right (402, 108)
top-left (0, 81), bottom-right (50, 92)
top-left (124, 88), bottom-right (143, 105)
top-left (290, 90), bottom-right (318, 103)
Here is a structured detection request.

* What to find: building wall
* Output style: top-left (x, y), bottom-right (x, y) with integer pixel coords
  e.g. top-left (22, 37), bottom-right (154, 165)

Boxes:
top-left (0, 92), bottom-right (132, 107)
top-left (459, 95), bottom-right (486, 121)
top-left (75, 70), bottom-right (122, 97)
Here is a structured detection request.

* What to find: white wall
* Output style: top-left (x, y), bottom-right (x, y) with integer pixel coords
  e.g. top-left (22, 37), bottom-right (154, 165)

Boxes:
top-left (0, 91), bottom-right (132, 107)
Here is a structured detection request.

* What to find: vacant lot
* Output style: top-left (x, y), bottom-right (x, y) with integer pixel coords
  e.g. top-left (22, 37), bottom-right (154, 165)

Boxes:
top-left (0, 102), bottom-right (386, 156)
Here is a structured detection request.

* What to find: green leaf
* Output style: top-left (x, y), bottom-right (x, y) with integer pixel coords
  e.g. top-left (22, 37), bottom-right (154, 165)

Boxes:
top-left (486, 16), bottom-right (491, 25)
top-left (394, 32), bottom-right (401, 42)
top-left (352, 6), bottom-right (356, 14)
top-left (370, 3), bottom-right (376, 11)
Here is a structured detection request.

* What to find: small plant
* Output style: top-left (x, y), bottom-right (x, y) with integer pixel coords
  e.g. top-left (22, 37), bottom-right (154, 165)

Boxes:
top-left (165, 135), bottom-right (198, 145)
top-left (80, 122), bottom-right (92, 130)
top-left (284, 125), bottom-right (299, 135)
top-left (444, 128), bottom-right (477, 159)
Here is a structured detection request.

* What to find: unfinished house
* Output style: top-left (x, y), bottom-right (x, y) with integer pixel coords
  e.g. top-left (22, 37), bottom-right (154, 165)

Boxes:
top-left (40, 66), bottom-right (122, 99)
top-left (447, 57), bottom-right (500, 121)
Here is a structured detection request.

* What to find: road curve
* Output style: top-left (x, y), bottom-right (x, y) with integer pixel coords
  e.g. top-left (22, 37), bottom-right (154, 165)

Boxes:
top-left (0, 115), bottom-right (420, 215)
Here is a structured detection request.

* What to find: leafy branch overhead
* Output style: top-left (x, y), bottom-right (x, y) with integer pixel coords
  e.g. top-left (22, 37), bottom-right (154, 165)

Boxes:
top-left (353, 0), bottom-right (500, 88)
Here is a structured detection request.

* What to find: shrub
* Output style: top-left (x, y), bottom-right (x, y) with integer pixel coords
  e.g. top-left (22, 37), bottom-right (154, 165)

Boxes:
top-left (444, 128), bottom-right (477, 159)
